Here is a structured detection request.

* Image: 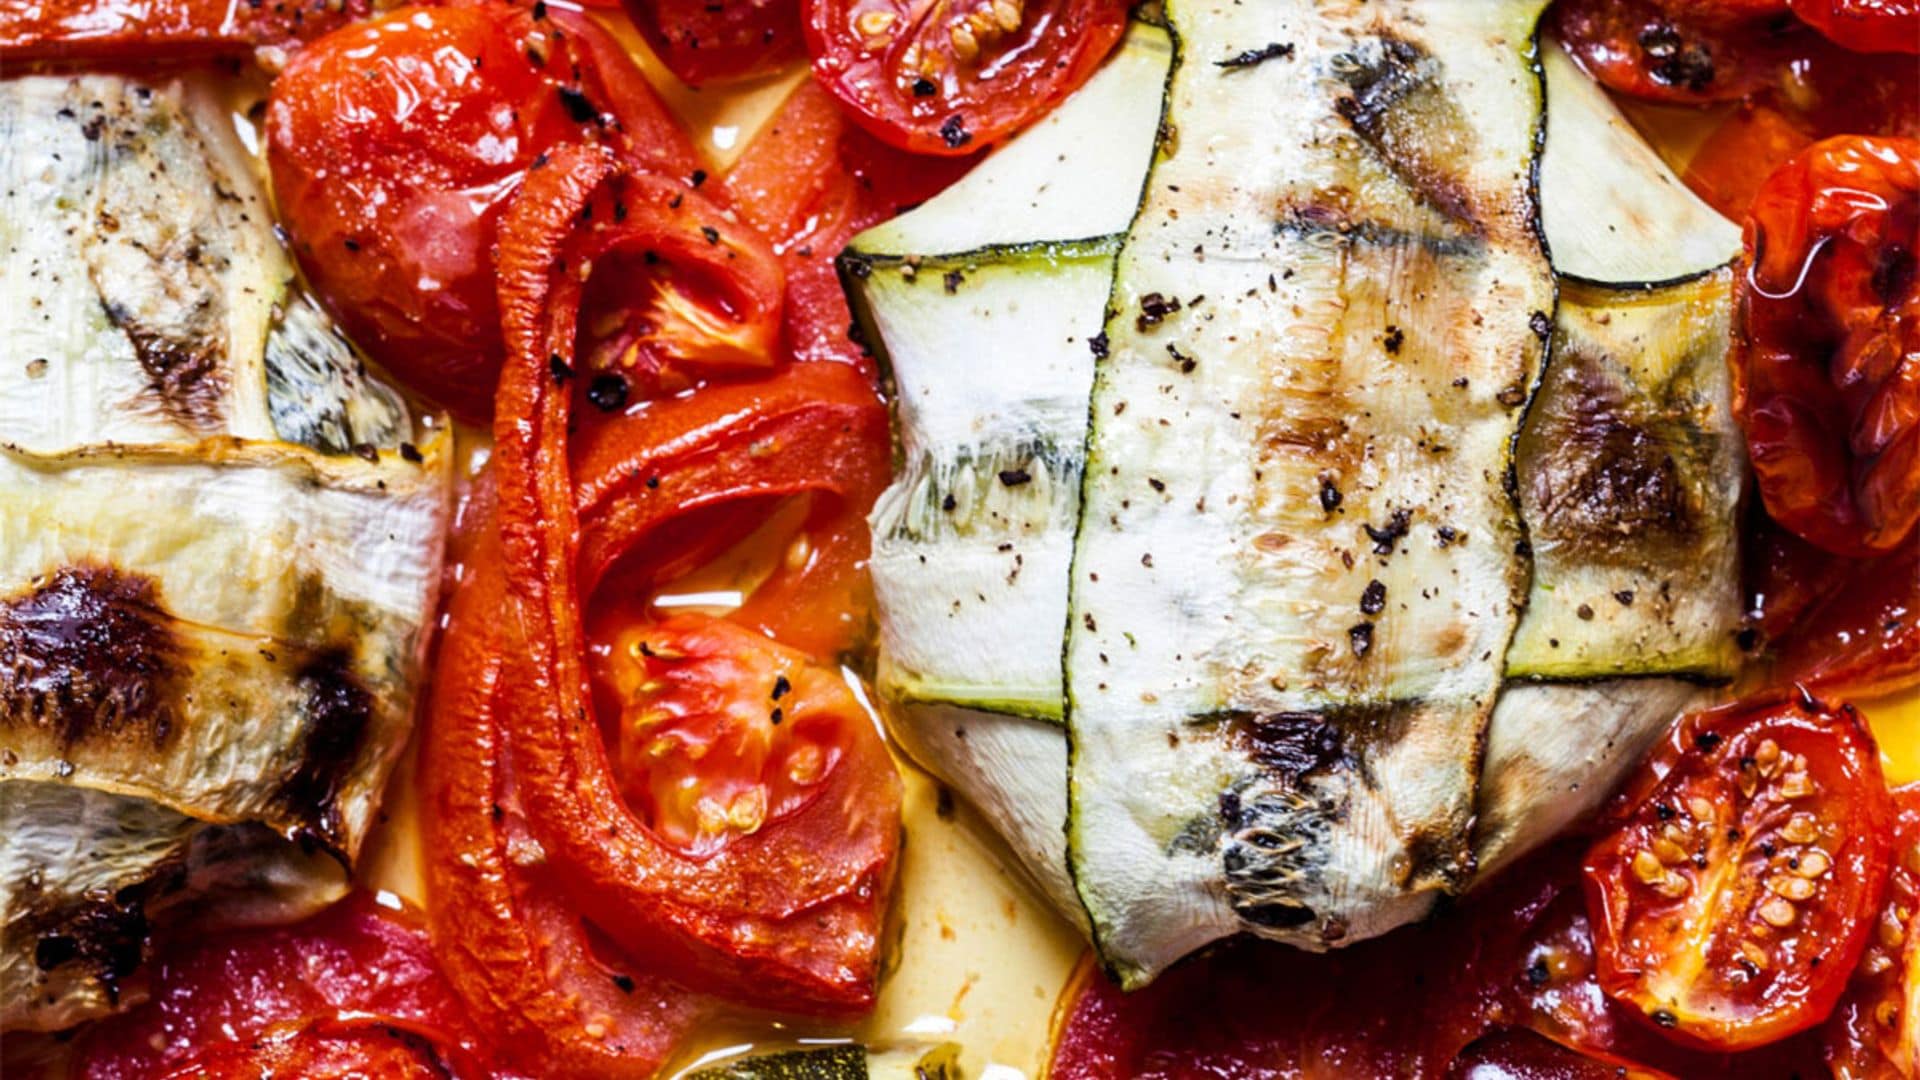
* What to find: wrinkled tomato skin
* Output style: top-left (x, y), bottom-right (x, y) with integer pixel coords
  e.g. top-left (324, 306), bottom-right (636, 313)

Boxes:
top-left (1582, 696), bottom-right (1893, 1052)
top-left (0, 0), bottom-right (368, 60)
top-left (266, 1), bottom-right (696, 421)
top-left (625, 0), bottom-right (802, 84)
top-left (1552, 0), bottom-right (1804, 104)
top-left (1789, 0), bottom-right (1920, 52)
top-left (1734, 135), bottom-right (1920, 557)
top-left (802, 0), bottom-right (1127, 155)
top-left (1824, 784), bottom-right (1920, 1077)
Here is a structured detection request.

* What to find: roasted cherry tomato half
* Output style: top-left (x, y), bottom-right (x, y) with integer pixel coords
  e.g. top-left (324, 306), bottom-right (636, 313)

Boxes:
top-left (1551, 0), bottom-right (1801, 104)
top-left (266, 1), bottom-right (697, 421)
top-left (1789, 0), bottom-right (1920, 53)
top-left (626, 0), bottom-right (803, 84)
top-left (801, 0), bottom-right (1128, 155)
top-left (1583, 696), bottom-right (1894, 1051)
top-left (1734, 134), bottom-right (1920, 557)
top-left (1825, 784), bottom-right (1920, 1077)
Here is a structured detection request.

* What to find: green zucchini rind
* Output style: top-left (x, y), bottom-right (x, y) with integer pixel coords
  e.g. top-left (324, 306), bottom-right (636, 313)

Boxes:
top-left (1507, 272), bottom-right (1746, 681)
top-left (1063, 0), bottom-right (1557, 985)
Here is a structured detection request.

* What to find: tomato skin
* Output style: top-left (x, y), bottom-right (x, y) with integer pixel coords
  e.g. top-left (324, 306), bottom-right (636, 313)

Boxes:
top-left (1825, 784), bottom-right (1920, 1077)
top-left (721, 80), bottom-right (976, 371)
top-left (801, 0), bottom-right (1128, 155)
top-left (0, 0), bottom-right (367, 60)
top-left (1789, 0), bottom-right (1920, 53)
top-left (1582, 696), bottom-right (1894, 1051)
top-left (1734, 135), bottom-right (1920, 557)
top-left (265, 2), bottom-right (697, 422)
top-left (625, 0), bottom-right (803, 84)
top-left (1552, 0), bottom-right (1803, 104)
top-left (68, 894), bottom-right (491, 1080)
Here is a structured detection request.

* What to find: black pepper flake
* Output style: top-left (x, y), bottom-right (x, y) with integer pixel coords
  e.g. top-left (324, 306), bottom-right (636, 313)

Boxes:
top-left (587, 372), bottom-right (629, 412)
top-left (352, 442), bottom-right (379, 463)
top-left (1655, 802), bottom-right (1677, 821)
top-left (942, 492), bottom-right (957, 512)
top-left (1136, 292), bottom-right (1182, 331)
top-left (943, 269), bottom-right (964, 294)
top-left (1693, 731), bottom-right (1722, 752)
top-left (770, 707), bottom-right (783, 725)
top-left (700, 225), bottom-right (720, 244)
top-left (690, 168), bottom-right (707, 187)
top-left (1577, 603), bottom-right (1595, 621)
top-left (1526, 959), bottom-right (1549, 987)
top-left (1496, 383), bottom-right (1528, 407)
top-left (1651, 1009), bottom-right (1678, 1030)
top-left (939, 114), bottom-right (971, 148)
top-left (490, 803), bottom-right (505, 820)
top-left (645, 475), bottom-right (661, 489)
top-left (1528, 310), bottom-right (1552, 340)
top-left (548, 353), bottom-right (572, 383)
top-left (1215, 41), bottom-right (1294, 68)
top-left (1318, 475), bottom-right (1343, 513)
top-left (398, 442), bottom-right (423, 464)
top-left (1349, 622), bottom-right (1375, 659)
top-left (1382, 325), bottom-right (1404, 354)
top-left (1615, 589), bottom-right (1636, 606)
top-left (1364, 509), bottom-right (1411, 554)
top-left (343, 237), bottom-right (360, 252)
top-left (531, 0), bottom-right (546, 16)
top-left (1360, 579), bottom-right (1386, 615)
top-left (998, 468), bottom-right (1031, 487)
top-left (556, 85), bottom-right (598, 123)
top-left (612, 973), bottom-right (635, 993)
top-left (912, 77), bottom-right (937, 97)
top-left (1436, 525), bottom-right (1458, 545)
top-left (1089, 331), bottom-right (1110, 359)
top-left (771, 675), bottom-right (791, 701)
top-left (1147, 477), bottom-right (1166, 492)
top-left (1167, 343), bottom-right (1197, 373)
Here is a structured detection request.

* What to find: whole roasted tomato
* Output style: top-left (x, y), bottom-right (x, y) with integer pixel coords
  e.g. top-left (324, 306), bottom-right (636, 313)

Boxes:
top-left (1789, 0), bottom-right (1920, 53)
top-left (1734, 135), bottom-right (1920, 557)
top-left (1583, 696), bottom-right (1893, 1051)
top-left (801, 0), bottom-right (1128, 154)
top-left (266, 1), bottom-right (698, 420)
top-left (1552, 0), bottom-right (1803, 103)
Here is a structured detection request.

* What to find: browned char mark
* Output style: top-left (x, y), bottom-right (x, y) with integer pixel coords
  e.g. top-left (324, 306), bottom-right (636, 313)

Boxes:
top-left (273, 649), bottom-right (376, 861)
top-left (0, 565), bottom-right (183, 750)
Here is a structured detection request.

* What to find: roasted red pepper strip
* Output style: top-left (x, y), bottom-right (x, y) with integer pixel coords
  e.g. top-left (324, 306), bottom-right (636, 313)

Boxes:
top-left (0, 0), bottom-right (369, 60)
top-left (68, 893), bottom-right (493, 1080)
top-left (476, 144), bottom-right (897, 1011)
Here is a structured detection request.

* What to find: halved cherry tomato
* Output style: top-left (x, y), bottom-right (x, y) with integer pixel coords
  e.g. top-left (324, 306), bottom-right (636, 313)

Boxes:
top-left (801, 0), bottom-right (1128, 155)
top-left (0, 0), bottom-right (367, 60)
top-left (266, 1), bottom-right (698, 421)
top-left (625, 0), bottom-right (802, 84)
top-left (1734, 135), bottom-right (1920, 557)
top-left (68, 893), bottom-right (491, 1080)
top-left (1582, 696), bottom-right (1894, 1050)
top-left (1789, 0), bottom-right (1920, 53)
top-left (1825, 784), bottom-right (1920, 1077)
top-left (721, 79), bottom-right (975, 369)
top-left (1552, 0), bottom-right (1803, 104)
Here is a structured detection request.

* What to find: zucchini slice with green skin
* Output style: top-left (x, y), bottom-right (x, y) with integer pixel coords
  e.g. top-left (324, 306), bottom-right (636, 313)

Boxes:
top-left (850, 21), bottom-right (1174, 923)
top-left (681, 1042), bottom-right (959, 1080)
top-left (1506, 271), bottom-right (1746, 680)
top-left (1065, 0), bottom-right (1555, 983)
top-left (1536, 39), bottom-right (1739, 286)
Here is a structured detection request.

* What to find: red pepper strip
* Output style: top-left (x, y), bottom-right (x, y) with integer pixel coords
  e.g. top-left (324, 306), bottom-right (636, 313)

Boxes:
top-left (0, 0), bottom-right (370, 60)
top-left (486, 144), bottom-right (896, 1011)
top-left (69, 893), bottom-right (496, 1080)
top-left (423, 506), bottom-right (709, 1080)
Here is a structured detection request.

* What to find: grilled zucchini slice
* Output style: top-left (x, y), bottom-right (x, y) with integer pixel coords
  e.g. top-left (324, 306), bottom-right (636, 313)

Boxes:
top-left (1064, 0), bottom-right (1555, 984)
top-left (0, 73), bottom-right (447, 1031)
